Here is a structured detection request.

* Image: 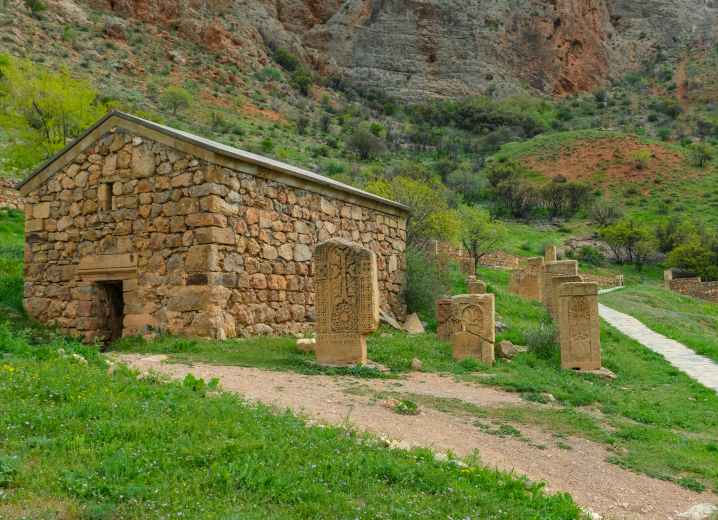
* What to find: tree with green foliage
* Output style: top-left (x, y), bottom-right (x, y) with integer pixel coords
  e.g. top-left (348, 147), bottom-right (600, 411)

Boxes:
top-left (690, 142), bottom-right (715, 167)
top-left (626, 149), bottom-right (653, 169)
top-left (457, 205), bottom-right (507, 262)
top-left (600, 218), bottom-right (656, 268)
top-left (160, 86), bottom-right (193, 115)
top-left (291, 68), bottom-right (313, 95)
top-left (667, 240), bottom-right (718, 280)
top-left (588, 199), bottom-right (624, 228)
top-left (24, 0), bottom-right (46, 13)
top-left (434, 157), bottom-right (457, 183)
top-left (346, 129), bottom-right (385, 160)
top-left (0, 56), bottom-right (115, 170)
top-left (654, 216), bottom-right (701, 253)
top-left (366, 177), bottom-right (459, 249)
top-left (485, 158), bottom-right (518, 188)
top-left (255, 66), bottom-right (283, 83)
top-left (401, 246), bottom-right (450, 318)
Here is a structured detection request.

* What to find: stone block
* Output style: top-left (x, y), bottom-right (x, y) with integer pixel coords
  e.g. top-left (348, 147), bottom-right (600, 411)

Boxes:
top-left (200, 195), bottom-right (238, 217)
top-left (436, 320), bottom-right (454, 341)
top-left (314, 237), bottom-right (379, 365)
top-left (508, 270), bottom-right (524, 295)
top-left (435, 299), bottom-right (452, 323)
top-left (33, 202), bottom-right (51, 219)
top-left (26, 219), bottom-right (44, 232)
top-left (450, 330), bottom-right (493, 365)
top-left (123, 313), bottom-right (155, 334)
top-left (185, 244), bottom-right (220, 272)
top-left (468, 281), bottom-right (487, 295)
top-left (544, 261), bottom-right (578, 316)
top-left (451, 293), bottom-right (495, 344)
top-left (518, 273), bottom-right (540, 301)
top-left (558, 282), bottom-right (600, 371)
top-left (131, 145), bottom-right (155, 178)
top-left (458, 257), bottom-right (475, 277)
top-left (185, 213), bottom-right (227, 228)
top-left (545, 245), bottom-right (557, 263)
top-left (195, 227), bottom-right (235, 245)
top-left (404, 313), bottom-right (424, 334)
top-left (77, 253), bottom-right (138, 281)
top-left (166, 285), bottom-right (231, 312)
top-left (550, 275), bottom-right (584, 318)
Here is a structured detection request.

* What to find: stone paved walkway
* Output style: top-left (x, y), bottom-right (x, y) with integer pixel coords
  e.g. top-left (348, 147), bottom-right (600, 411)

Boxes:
top-left (597, 293), bottom-right (718, 392)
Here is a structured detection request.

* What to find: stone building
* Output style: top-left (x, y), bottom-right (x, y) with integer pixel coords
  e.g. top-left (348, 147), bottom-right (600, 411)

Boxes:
top-left (17, 112), bottom-right (410, 343)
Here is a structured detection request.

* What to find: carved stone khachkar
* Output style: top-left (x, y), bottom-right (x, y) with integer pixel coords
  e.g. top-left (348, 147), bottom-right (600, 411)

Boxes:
top-left (545, 246), bottom-right (557, 263)
top-left (543, 260), bottom-right (578, 316)
top-left (450, 294), bottom-right (495, 365)
top-left (509, 269), bottom-right (524, 295)
top-left (458, 257), bottom-right (476, 277)
top-left (315, 238), bottom-right (380, 364)
top-left (525, 257), bottom-right (544, 300)
top-left (435, 298), bottom-right (453, 340)
top-left (558, 282), bottom-right (600, 370)
top-left (437, 253), bottom-right (451, 270)
top-left (518, 273), bottom-right (540, 301)
top-left (550, 275), bottom-right (584, 318)
top-left (468, 281), bottom-right (487, 295)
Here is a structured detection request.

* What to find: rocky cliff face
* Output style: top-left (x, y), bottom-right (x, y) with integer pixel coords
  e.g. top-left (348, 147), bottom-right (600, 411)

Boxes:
top-left (305, 0), bottom-right (718, 101)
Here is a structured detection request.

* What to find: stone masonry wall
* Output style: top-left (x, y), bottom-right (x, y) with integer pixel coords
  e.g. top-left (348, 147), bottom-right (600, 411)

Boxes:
top-left (578, 273), bottom-right (618, 288)
top-left (0, 177), bottom-right (24, 210)
top-left (669, 278), bottom-right (718, 303)
top-left (22, 128), bottom-right (407, 342)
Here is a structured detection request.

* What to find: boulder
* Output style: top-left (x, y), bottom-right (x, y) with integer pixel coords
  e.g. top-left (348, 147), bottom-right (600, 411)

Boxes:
top-left (404, 313), bottom-right (424, 334)
top-left (410, 358), bottom-right (423, 371)
top-left (103, 16), bottom-right (126, 39)
top-left (582, 367), bottom-right (617, 380)
top-left (82, 49), bottom-right (101, 62)
top-left (494, 340), bottom-right (516, 359)
top-left (297, 338), bottom-right (316, 353)
top-left (676, 504), bottom-right (718, 520)
top-left (495, 321), bottom-right (508, 332)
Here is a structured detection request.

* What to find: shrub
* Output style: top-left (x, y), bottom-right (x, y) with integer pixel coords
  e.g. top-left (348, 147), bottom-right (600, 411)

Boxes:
top-left (656, 126), bottom-right (673, 141)
top-left (690, 142), bottom-right (716, 167)
top-left (255, 66), bottom-right (283, 82)
top-left (160, 87), bottom-right (193, 115)
top-left (626, 149), bottom-right (653, 169)
top-left (524, 318), bottom-right (559, 362)
top-left (290, 68), bottom-right (314, 95)
top-left (576, 245), bottom-right (605, 266)
top-left (273, 47), bottom-right (300, 72)
top-left (369, 123), bottom-right (384, 136)
top-left (485, 158), bottom-right (518, 188)
top-left (346, 129), bottom-right (385, 160)
top-left (260, 138), bottom-right (274, 152)
top-left (400, 246), bottom-right (450, 318)
top-left (24, 0), bottom-right (46, 12)
top-left (296, 115), bottom-right (310, 135)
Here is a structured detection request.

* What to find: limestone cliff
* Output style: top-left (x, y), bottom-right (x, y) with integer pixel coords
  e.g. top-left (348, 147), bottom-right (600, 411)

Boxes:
top-left (305, 0), bottom-right (718, 101)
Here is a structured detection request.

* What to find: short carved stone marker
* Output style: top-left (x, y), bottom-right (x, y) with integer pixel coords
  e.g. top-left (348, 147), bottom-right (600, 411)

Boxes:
top-left (509, 269), bottom-right (524, 295)
top-left (450, 294), bottom-right (495, 365)
top-left (458, 257), bottom-right (476, 277)
top-left (435, 299), bottom-right (453, 340)
top-left (468, 281), bottom-right (487, 294)
top-left (518, 273), bottom-right (540, 301)
top-left (545, 246), bottom-right (557, 263)
top-left (558, 282), bottom-right (601, 371)
top-left (315, 238), bottom-right (379, 364)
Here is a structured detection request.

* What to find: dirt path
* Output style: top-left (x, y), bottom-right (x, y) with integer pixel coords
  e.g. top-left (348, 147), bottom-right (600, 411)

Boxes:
top-left (120, 354), bottom-right (715, 520)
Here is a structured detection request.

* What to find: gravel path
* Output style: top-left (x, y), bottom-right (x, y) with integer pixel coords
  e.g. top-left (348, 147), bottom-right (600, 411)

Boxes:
top-left (598, 301), bottom-right (718, 393)
top-left (119, 353), bottom-right (716, 520)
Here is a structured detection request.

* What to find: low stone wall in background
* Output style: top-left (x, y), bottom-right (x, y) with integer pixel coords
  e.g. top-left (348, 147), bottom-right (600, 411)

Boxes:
top-left (579, 273), bottom-right (619, 288)
top-left (669, 277), bottom-right (718, 303)
top-left (0, 177), bottom-right (24, 210)
top-left (436, 241), bottom-right (468, 260)
top-left (477, 251), bottom-right (520, 268)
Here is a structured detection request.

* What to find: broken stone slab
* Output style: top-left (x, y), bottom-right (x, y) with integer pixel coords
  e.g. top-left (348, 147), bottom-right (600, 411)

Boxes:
top-left (495, 321), bottom-right (508, 332)
top-left (379, 309), bottom-right (403, 330)
top-left (404, 313), bottom-right (425, 334)
top-left (297, 338), bottom-right (316, 353)
top-left (581, 367), bottom-right (617, 380)
top-left (494, 340), bottom-right (516, 359)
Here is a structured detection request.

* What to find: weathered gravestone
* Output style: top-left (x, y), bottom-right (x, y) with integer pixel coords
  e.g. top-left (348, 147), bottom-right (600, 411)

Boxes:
top-left (550, 275), bottom-right (584, 318)
top-left (518, 273), bottom-right (540, 301)
top-left (545, 246), bottom-right (557, 263)
top-left (468, 281), bottom-right (487, 294)
top-left (435, 299), bottom-right (453, 340)
top-left (450, 294), bottom-right (495, 365)
top-left (558, 282), bottom-right (601, 370)
top-left (543, 260), bottom-right (578, 316)
top-left (437, 253), bottom-right (451, 270)
top-left (315, 238), bottom-right (380, 364)
top-left (524, 257), bottom-right (544, 300)
top-left (509, 269), bottom-right (524, 295)
top-left (458, 257), bottom-right (476, 277)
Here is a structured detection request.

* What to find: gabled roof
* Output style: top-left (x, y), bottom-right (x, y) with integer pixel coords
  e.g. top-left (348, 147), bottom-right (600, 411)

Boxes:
top-left (16, 111), bottom-right (410, 217)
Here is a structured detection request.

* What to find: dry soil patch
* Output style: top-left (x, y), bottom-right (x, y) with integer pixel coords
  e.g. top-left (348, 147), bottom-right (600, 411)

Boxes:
top-left (120, 354), bottom-right (715, 520)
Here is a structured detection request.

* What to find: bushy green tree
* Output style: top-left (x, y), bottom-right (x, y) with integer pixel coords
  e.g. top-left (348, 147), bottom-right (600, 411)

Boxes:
top-left (401, 246), bottom-right (450, 319)
top-left (160, 86), bottom-right (193, 115)
top-left (346, 129), bottom-right (385, 160)
top-left (626, 149), bottom-right (653, 169)
top-left (273, 47), bottom-right (301, 72)
top-left (290, 68), bottom-right (313, 95)
top-left (456, 205), bottom-right (507, 262)
top-left (485, 158), bottom-right (518, 187)
top-left (600, 218), bottom-right (656, 269)
top-left (656, 125), bottom-right (673, 141)
top-left (690, 142), bottom-right (715, 167)
top-left (366, 177), bottom-right (460, 249)
top-left (24, 0), bottom-right (46, 13)
top-left (0, 56), bottom-right (115, 169)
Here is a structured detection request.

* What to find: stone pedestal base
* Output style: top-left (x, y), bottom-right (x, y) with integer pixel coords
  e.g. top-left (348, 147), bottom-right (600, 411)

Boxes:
top-left (316, 333), bottom-right (367, 365)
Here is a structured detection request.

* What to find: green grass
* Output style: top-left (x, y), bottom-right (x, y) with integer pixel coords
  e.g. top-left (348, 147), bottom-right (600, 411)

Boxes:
top-left (0, 321), bottom-right (581, 520)
top-left (0, 209), bottom-right (25, 314)
top-left (600, 285), bottom-right (718, 363)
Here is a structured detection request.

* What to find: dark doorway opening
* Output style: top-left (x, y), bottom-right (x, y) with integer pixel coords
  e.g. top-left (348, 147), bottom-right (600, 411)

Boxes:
top-left (97, 281), bottom-right (125, 345)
